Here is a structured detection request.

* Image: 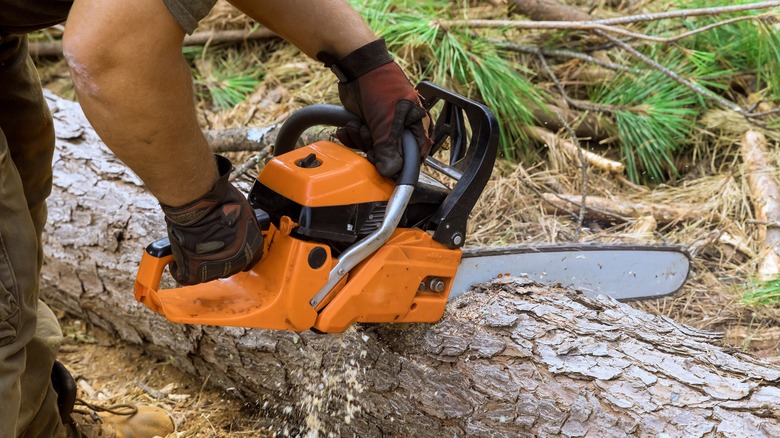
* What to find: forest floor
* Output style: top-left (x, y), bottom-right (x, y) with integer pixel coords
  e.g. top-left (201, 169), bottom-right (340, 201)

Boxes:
top-left (55, 314), bottom-right (277, 436)
top-left (33, 1), bottom-right (780, 436)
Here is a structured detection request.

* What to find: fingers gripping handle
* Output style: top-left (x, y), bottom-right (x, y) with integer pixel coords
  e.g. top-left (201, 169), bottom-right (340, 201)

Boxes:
top-left (274, 104), bottom-right (420, 185)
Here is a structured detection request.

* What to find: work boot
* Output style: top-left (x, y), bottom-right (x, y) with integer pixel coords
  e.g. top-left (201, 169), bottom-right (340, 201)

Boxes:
top-left (67, 399), bottom-right (175, 438)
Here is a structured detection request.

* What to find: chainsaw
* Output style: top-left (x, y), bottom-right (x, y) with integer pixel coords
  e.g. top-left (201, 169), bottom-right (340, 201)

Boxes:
top-left (134, 82), bottom-right (690, 333)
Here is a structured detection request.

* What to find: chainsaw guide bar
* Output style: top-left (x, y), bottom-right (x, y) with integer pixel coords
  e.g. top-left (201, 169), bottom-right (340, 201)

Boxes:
top-left (453, 244), bottom-right (691, 301)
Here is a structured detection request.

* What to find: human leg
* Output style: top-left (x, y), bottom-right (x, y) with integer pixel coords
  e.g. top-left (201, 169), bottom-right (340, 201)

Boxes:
top-left (0, 31), bottom-right (65, 438)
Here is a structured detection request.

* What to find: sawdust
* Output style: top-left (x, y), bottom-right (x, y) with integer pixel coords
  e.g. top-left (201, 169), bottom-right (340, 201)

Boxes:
top-left (297, 327), bottom-right (367, 437)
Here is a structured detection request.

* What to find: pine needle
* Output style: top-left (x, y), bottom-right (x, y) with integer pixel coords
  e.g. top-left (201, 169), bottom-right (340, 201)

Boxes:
top-left (351, 0), bottom-right (544, 158)
top-left (593, 53), bottom-right (702, 183)
top-left (193, 56), bottom-right (264, 110)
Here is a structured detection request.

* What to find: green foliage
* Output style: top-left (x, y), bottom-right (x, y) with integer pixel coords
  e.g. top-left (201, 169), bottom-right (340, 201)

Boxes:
top-left (350, 0), bottom-right (545, 158)
top-left (182, 46), bottom-right (204, 60)
top-left (350, 0), bottom-right (779, 178)
top-left (193, 56), bottom-right (263, 110)
top-left (757, 20), bottom-right (780, 100)
top-left (742, 279), bottom-right (780, 307)
top-left (680, 0), bottom-right (780, 100)
top-left (595, 79), bottom-right (695, 182)
top-left (592, 47), bottom-right (729, 182)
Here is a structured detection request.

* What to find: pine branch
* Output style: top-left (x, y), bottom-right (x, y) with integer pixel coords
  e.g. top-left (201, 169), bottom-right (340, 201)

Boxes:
top-left (596, 30), bottom-right (777, 122)
top-left (493, 41), bottom-right (643, 74)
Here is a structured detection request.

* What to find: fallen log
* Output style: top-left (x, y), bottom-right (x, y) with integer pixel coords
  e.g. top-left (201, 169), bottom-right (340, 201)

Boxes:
top-left (507, 0), bottom-right (591, 22)
top-left (41, 93), bottom-right (780, 436)
top-left (542, 193), bottom-right (704, 223)
top-left (741, 130), bottom-right (780, 281)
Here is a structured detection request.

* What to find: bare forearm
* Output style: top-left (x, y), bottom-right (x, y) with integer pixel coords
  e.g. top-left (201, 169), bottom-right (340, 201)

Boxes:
top-left (62, 0), bottom-right (376, 207)
top-left (227, 0), bottom-right (376, 58)
top-left (63, 0), bottom-right (217, 206)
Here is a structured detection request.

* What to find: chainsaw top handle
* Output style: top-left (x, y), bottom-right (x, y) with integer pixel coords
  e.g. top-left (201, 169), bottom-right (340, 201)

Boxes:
top-left (274, 104), bottom-right (421, 186)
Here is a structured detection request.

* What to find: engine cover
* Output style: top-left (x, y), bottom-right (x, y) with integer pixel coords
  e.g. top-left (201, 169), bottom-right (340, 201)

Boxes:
top-left (249, 141), bottom-right (395, 244)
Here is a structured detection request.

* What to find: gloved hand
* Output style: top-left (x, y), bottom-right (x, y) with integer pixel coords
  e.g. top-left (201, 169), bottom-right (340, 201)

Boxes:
top-left (160, 155), bottom-right (264, 285)
top-left (318, 39), bottom-right (432, 177)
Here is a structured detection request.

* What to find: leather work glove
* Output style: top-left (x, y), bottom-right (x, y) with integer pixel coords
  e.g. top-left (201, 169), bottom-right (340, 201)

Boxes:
top-left (160, 155), bottom-right (263, 285)
top-left (318, 39), bottom-right (432, 177)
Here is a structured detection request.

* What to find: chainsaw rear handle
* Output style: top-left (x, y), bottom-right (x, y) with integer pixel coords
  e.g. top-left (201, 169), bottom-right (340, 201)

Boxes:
top-left (274, 104), bottom-right (420, 185)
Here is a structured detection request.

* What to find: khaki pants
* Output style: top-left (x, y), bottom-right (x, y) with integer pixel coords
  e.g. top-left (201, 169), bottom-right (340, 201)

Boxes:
top-left (0, 33), bottom-right (66, 438)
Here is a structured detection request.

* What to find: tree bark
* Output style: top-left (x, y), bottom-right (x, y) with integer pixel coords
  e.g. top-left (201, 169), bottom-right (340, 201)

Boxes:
top-left (741, 130), bottom-right (780, 280)
top-left (42, 93), bottom-right (780, 437)
top-left (542, 193), bottom-right (705, 223)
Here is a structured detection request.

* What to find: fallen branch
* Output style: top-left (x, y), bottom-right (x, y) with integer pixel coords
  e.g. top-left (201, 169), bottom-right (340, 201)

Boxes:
top-left (506, 0), bottom-right (591, 22)
top-left (444, 1), bottom-right (780, 29)
top-left (494, 41), bottom-right (643, 75)
top-left (530, 102), bottom-right (609, 141)
top-left (204, 126), bottom-right (274, 153)
top-left (30, 28), bottom-right (278, 57)
top-left (542, 193), bottom-right (703, 223)
top-left (740, 130), bottom-right (780, 280)
top-left (624, 215), bottom-right (657, 238)
top-left (526, 126), bottom-right (624, 174)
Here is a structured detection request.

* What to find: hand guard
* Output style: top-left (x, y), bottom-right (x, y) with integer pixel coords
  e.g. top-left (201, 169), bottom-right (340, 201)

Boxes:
top-left (160, 155), bottom-right (263, 285)
top-left (318, 39), bottom-right (432, 177)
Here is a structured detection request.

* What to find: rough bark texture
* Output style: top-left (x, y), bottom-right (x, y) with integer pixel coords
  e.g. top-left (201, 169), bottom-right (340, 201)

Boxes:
top-left (41, 93), bottom-right (780, 437)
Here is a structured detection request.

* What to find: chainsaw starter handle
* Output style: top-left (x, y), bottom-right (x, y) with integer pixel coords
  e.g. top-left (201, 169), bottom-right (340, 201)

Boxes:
top-left (274, 104), bottom-right (420, 185)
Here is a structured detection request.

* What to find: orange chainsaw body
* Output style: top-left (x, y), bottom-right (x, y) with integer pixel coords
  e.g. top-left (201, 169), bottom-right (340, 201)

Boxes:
top-left (135, 82), bottom-right (499, 333)
top-left (134, 141), bottom-right (461, 332)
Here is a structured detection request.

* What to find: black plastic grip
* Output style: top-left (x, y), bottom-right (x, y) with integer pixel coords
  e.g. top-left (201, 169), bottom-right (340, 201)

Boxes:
top-left (274, 105), bottom-right (360, 156)
top-left (146, 237), bottom-right (172, 258)
top-left (274, 104), bottom-right (420, 186)
top-left (396, 130), bottom-right (420, 186)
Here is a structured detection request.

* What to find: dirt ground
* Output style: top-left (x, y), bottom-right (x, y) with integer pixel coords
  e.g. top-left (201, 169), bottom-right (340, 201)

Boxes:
top-left (56, 313), bottom-right (278, 436)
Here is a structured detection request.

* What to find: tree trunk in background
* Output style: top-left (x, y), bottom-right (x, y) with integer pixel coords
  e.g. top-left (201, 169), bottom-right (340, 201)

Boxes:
top-left (741, 130), bottom-right (780, 280)
top-left (41, 93), bottom-right (780, 437)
